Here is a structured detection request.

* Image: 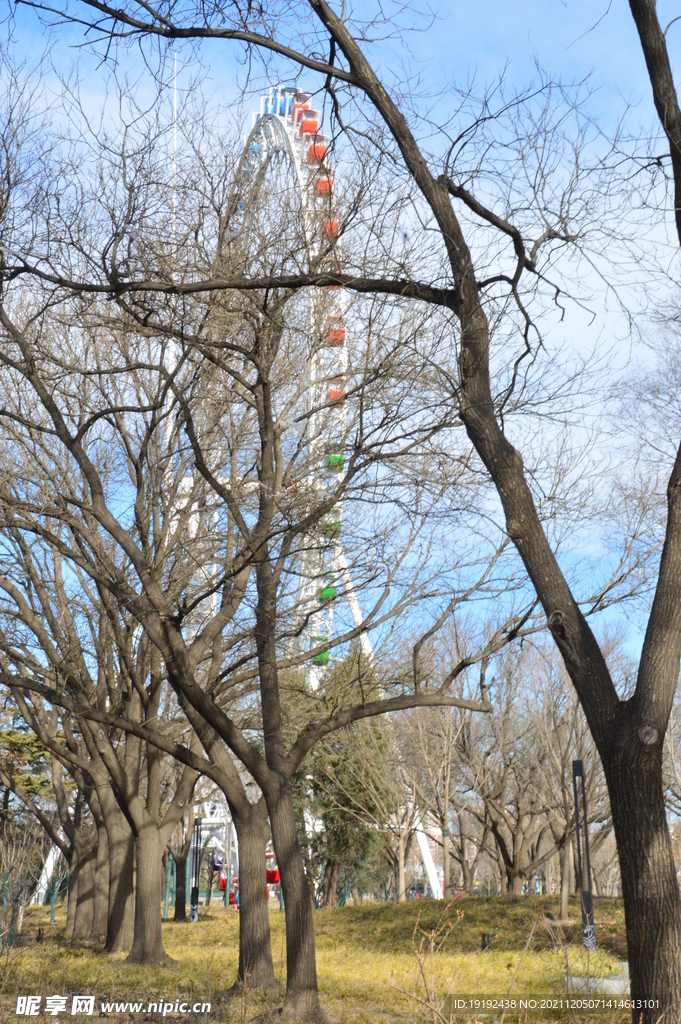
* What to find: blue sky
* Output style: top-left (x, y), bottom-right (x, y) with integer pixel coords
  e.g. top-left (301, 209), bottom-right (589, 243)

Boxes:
top-left (412, 0), bottom-right (655, 121)
top-left (10, 0), bottom-right (678, 133)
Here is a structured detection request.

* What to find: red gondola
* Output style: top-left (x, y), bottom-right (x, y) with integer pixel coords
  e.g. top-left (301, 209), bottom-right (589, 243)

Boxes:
top-left (325, 319), bottom-right (345, 347)
top-left (299, 112), bottom-right (319, 136)
top-left (316, 175), bottom-right (333, 197)
top-left (328, 377), bottom-right (346, 403)
top-left (291, 96), bottom-right (310, 123)
top-left (320, 219), bottom-right (339, 241)
top-left (306, 139), bottom-right (328, 163)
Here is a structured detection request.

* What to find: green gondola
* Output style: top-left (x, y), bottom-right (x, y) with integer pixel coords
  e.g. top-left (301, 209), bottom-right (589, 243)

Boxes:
top-left (317, 571), bottom-right (337, 603)
top-left (325, 453), bottom-right (345, 471)
top-left (310, 635), bottom-right (329, 664)
top-left (324, 511), bottom-right (341, 537)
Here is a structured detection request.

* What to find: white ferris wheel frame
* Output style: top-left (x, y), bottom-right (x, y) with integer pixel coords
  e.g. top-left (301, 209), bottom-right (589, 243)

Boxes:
top-left (234, 85), bottom-right (373, 687)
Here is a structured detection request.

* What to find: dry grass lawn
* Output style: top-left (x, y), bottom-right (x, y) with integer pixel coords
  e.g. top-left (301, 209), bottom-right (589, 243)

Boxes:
top-left (0, 896), bottom-right (629, 1022)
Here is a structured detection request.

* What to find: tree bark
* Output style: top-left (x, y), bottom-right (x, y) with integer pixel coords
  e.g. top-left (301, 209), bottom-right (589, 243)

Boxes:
top-left (161, 849), bottom-right (169, 905)
top-left (268, 782), bottom-right (321, 1020)
top-left (65, 852), bottom-right (78, 937)
top-left (173, 847), bottom-right (188, 922)
top-left (321, 860), bottom-right (334, 908)
top-left (127, 825), bottom-right (167, 963)
top-left (510, 872), bottom-right (524, 897)
top-left (233, 807), bottom-right (279, 993)
top-left (0, 785), bottom-right (9, 841)
top-left (326, 862), bottom-right (339, 908)
top-left (572, 839), bottom-right (580, 897)
top-left (104, 812), bottom-right (135, 952)
top-left (172, 809), bottom-right (193, 924)
top-left (92, 821), bottom-right (109, 942)
top-left (397, 831), bottom-right (406, 902)
top-left (205, 861), bottom-right (213, 907)
top-left (72, 835), bottom-right (97, 940)
top-left (605, 747), bottom-right (681, 1021)
top-left (442, 827), bottom-right (451, 897)
top-left (461, 851), bottom-right (474, 894)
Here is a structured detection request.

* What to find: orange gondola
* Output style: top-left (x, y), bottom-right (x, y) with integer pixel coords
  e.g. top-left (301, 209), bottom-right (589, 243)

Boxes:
top-left (291, 96), bottom-right (310, 123)
top-left (320, 219), bottom-right (339, 241)
top-left (315, 175), bottom-right (333, 196)
top-left (328, 376), bottom-right (346, 403)
top-left (299, 112), bottom-right (319, 136)
top-left (325, 318), bottom-right (345, 346)
top-left (306, 138), bottom-right (328, 163)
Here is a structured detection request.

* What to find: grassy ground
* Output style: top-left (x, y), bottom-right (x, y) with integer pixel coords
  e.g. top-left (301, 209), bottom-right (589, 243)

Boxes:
top-left (0, 896), bottom-right (628, 1022)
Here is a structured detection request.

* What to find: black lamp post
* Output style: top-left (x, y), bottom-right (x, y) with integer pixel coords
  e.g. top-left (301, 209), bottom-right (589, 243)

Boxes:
top-left (572, 760), bottom-right (596, 949)
top-left (189, 816), bottom-right (202, 924)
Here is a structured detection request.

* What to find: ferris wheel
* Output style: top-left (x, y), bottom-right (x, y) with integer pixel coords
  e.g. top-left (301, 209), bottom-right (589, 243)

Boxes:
top-left (231, 85), bottom-right (373, 687)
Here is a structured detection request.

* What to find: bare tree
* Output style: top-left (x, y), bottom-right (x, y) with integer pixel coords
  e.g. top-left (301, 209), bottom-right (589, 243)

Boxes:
top-left (407, 707), bottom-right (460, 898)
top-left (526, 640), bottom-right (612, 920)
top-left (0, 548), bottom-right (200, 962)
top-left (456, 652), bottom-right (563, 896)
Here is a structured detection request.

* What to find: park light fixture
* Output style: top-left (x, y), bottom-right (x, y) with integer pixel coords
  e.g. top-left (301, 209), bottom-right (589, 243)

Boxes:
top-left (189, 816), bottom-right (203, 924)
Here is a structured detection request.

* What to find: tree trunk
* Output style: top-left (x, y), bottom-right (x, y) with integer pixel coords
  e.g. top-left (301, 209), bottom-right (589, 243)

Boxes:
top-left (0, 785), bottom-right (9, 841)
top-left (442, 828), bottom-right (451, 897)
top-left (127, 825), bottom-right (166, 964)
top-left (397, 831), bottom-right (406, 902)
top-left (559, 839), bottom-right (571, 922)
top-left (322, 860), bottom-right (334, 907)
top-left (572, 837), bottom-right (580, 896)
top-left (72, 836), bottom-right (97, 940)
top-left (592, 865), bottom-right (602, 898)
top-left (205, 861), bottom-right (214, 907)
top-left (461, 850), bottom-right (474, 894)
top-left (104, 814), bottom-right (135, 952)
top-left (351, 886), bottom-right (361, 906)
top-left (233, 807), bottom-right (278, 993)
top-left (92, 822), bottom-right (109, 942)
top-left (606, 748), bottom-right (681, 1023)
top-left (510, 872), bottom-right (524, 896)
top-left (65, 852), bottom-right (78, 937)
top-left (326, 862), bottom-right (339, 908)
top-left (161, 849), bottom-right (169, 904)
top-left (499, 870), bottom-right (507, 896)
top-left (173, 847), bottom-right (188, 922)
top-left (268, 782), bottom-right (321, 1020)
